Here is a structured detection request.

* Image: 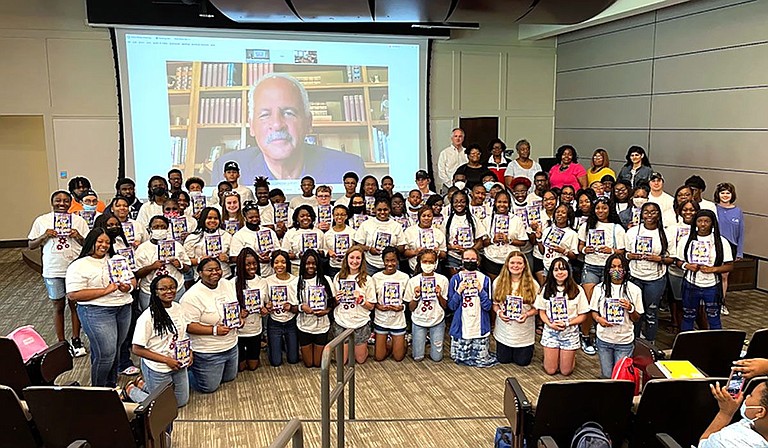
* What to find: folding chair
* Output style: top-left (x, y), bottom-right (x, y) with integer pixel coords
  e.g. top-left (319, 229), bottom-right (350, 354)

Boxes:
top-left (745, 329), bottom-right (768, 360)
top-left (0, 337), bottom-right (72, 397)
top-left (0, 385), bottom-right (39, 448)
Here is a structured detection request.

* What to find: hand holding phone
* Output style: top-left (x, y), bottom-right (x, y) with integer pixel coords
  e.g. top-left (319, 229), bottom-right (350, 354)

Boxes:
top-left (726, 368), bottom-right (745, 398)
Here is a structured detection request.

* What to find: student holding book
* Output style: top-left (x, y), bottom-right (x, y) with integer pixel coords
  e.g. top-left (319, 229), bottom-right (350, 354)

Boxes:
top-left (180, 257), bottom-right (240, 393)
top-left (66, 227), bottom-right (137, 387)
top-left (253, 176), bottom-right (275, 227)
top-left (403, 206), bottom-right (448, 273)
top-left (444, 190), bottom-right (489, 277)
top-left (333, 245), bottom-right (377, 364)
top-left (426, 194), bottom-right (446, 231)
top-left (534, 203), bottom-right (579, 280)
top-left (589, 254), bottom-right (643, 378)
top-left (359, 175), bottom-right (379, 214)
top-left (296, 249), bottom-right (334, 368)
top-left (404, 250), bottom-right (449, 362)
top-left (131, 275), bottom-right (191, 407)
top-left (163, 197), bottom-right (196, 244)
top-left (135, 215), bottom-right (191, 310)
top-left (324, 204), bottom-right (354, 279)
top-left (371, 247), bottom-right (409, 362)
top-left (29, 189), bottom-right (91, 353)
top-left (184, 207), bottom-right (233, 279)
top-left (534, 257), bottom-right (590, 376)
top-left (353, 196), bottom-right (405, 276)
top-left (447, 248), bottom-right (497, 367)
top-left (312, 185), bottom-right (334, 232)
top-left (220, 191), bottom-right (244, 236)
top-left (233, 248), bottom-right (268, 371)
top-left (573, 189), bottom-right (596, 233)
top-left (346, 193), bottom-right (368, 229)
top-left (267, 188), bottom-right (292, 240)
top-left (492, 251), bottom-right (540, 366)
top-left (529, 190), bottom-right (558, 284)
top-left (577, 196), bottom-right (626, 355)
top-left (281, 205), bottom-right (325, 275)
top-left (108, 196), bottom-right (147, 248)
top-left (675, 209), bottom-right (734, 331)
top-left (230, 201), bottom-right (279, 277)
top-left (624, 202), bottom-right (674, 343)
top-left (482, 190), bottom-right (529, 279)
top-left (667, 200), bottom-right (701, 333)
top-left (263, 250), bottom-right (300, 366)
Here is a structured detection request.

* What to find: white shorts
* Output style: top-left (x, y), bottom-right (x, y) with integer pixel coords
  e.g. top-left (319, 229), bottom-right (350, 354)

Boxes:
top-left (540, 325), bottom-right (580, 350)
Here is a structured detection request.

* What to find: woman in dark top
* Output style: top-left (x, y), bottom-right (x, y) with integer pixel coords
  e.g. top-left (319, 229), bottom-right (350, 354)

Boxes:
top-left (617, 145), bottom-right (653, 189)
top-left (454, 143), bottom-right (495, 190)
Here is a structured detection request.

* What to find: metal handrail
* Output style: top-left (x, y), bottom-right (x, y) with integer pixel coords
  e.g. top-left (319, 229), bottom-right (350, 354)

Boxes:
top-left (268, 418), bottom-right (305, 448)
top-left (320, 327), bottom-right (356, 448)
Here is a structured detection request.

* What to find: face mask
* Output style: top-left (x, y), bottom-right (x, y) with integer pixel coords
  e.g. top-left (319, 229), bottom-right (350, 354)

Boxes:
top-left (349, 205), bottom-right (366, 216)
top-left (164, 211), bottom-right (179, 218)
top-left (633, 197), bottom-right (648, 208)
top-left (454, 181), bottom-right (466, 190)
top-left (421, 263), bottom-right (436, 274)
top-left (245, 222), bottom-right (259, 231)
top-left (462, 260), bottom-right (478, 271)
top-left (82, 204), bottom-right (97, 212)
top-left (152, 187), bottom-right (168, 197)
top-left (106, 227), bottom-right (121, 237)
top-left (150, 229), bottom-right (169, 241)
top-left (609, 268), bottom-right (624, 281)
top-left (483, 181), bottom-right (495, 192)
top-left (740, 403), bottom-right (763, 424)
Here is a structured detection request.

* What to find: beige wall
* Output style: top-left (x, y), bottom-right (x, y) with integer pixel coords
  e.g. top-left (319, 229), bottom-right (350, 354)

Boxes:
top-left (430, 25), bottom-right (556, 175)
top-left (554, 0), bottom-right (768, 282)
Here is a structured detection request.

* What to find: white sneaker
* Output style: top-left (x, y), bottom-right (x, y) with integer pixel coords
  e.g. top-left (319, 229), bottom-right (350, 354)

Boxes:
top-left (70, 338), bottom-right (87, 358)
top-left (721, 305), bottom-right (730, 316)
top-left (581, 337), bottom-right (596, 356)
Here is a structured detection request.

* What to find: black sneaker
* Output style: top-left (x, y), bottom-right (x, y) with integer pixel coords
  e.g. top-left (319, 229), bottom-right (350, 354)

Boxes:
top-left (71, 337), bottom-right (87, 358)
top-left (581, 336), bottom-right (596, 356)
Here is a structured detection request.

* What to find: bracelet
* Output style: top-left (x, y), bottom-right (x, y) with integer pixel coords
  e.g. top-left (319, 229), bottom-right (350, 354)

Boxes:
top-left (212, 325), bottom-right (218, 336)
top-left (681, 262), bottom-right (687, 270)
top-left (628, 305), bottom-right (636, 314)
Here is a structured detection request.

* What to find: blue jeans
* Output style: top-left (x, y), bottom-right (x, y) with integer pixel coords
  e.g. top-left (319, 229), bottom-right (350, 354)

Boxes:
top-left (267, 317), bottom-right (299, 366)
top-left (681, 280), bottom-right (721, 331)
top-left (596, 337), bottom-right (634, 379)
top-left (412, 320), bottom-right (445, 362)
top-left (365, 261), bottom-right (384, 277)
top-left (77, 304), bottom-right (131, 387)
top-left (631, 276), bottom-right (666, 342)
top-left (141, 359), bottom-right (190, 407)
top-left (188, 345), bottom-right (238, 393)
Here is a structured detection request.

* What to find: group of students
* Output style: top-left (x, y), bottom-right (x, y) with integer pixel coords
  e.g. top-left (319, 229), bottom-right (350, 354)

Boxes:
top-left (26, 141), bottom-right (746, 411)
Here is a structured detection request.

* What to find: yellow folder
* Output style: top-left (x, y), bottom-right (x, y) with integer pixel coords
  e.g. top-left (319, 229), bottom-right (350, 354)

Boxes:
top-left (655, 360), bottom-right (705, 379)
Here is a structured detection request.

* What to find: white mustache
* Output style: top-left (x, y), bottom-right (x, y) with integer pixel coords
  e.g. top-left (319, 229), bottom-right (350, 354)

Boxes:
top-left (266, 130), bottom-right (293, 145)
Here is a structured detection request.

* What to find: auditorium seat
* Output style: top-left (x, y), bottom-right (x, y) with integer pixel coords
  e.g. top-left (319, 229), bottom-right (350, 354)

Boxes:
top-left (0, 337), bottom-right (72, 398)
top-left (745, 329), bottom-right (768, 359)
top-left (0, 385), bottom-right (39, 448)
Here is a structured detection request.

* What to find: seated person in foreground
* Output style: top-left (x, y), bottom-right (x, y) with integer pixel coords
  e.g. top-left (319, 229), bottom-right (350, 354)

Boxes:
top-left (699, 380), bottom-right (768, 447)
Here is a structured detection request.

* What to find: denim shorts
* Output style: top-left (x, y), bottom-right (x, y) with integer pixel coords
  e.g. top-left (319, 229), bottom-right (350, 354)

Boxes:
top-left (333, 322), bottom-right (371, 346)
top-left (373, 324), bottom-right (406, 336)
top-left (540, 325), bottom-right (580, 350)
top-left (581, 263), bottom-right (604, 285)
top-left (43, 277), bottom-right (66, 300)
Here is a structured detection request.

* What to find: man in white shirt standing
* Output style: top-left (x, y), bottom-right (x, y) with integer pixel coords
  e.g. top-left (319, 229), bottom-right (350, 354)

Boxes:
top-left (223, 161), bottom-right (256, 203)
top-left (437, 128), bottom-right (467, 193)
top-left (647, 172), bottom-right (675, 225)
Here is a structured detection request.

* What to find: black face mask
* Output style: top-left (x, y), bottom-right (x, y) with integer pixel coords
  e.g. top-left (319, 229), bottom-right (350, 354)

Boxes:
top-left (348, 205), bottom-right (366, 216)
top-left (152, 187), bottom-right (168, 198)
top-left (106, 227), bottom-right (121, 237)
top-left (462, 260), bottom-right (478, 271)
top-left (245, 222), bottom-right (259, 231)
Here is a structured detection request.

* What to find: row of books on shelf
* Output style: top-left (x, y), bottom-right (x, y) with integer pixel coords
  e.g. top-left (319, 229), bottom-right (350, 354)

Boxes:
top-left (309, 102), bottom-right (332, 122)
top-left (345, 66), bottom-right (363, 83)
top-left (171, 65), bottom-right (193, 90)
top-left (246, 63), bottom-right (275, 87)
top-left (170, 137), bottom-right (188, 166)
top-left (342, 95), bottom-right (367, 122)
top-left (371, 127), bottom-right (389, 163)
top-left (198, 97), bottom-right (243, 125)
top-left (201, 63), bottom-right (240, 88)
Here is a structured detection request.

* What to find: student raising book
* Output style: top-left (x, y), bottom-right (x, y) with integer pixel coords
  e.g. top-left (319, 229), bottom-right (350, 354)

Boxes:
top-left (135, 216), bottom-right (191, 310)
top-left (296, 249), bottom-right (334, 368)
top-left (444, 190), bottom-right (489, 277)
top-left (492, 251), bottom-right (539, 366)
top-left (404, 250), bottom-right (449, 362)
top-left (281, 205), bottom-right (325, 275)
top-left (353, 196), bottom-right (405, 276)
top-left (263, 251), bottom-right (300, 366)
top-left (233, 248), bottom-right (269, 371)
top-left (229, 201), bottom-right (279, 277)
top-left (323, 204), bottom-right (354, 279)
top-left (371, 247), bottom-right (409, 362)
top-left (333, 245), bottom-right (376, 364)
top-left (183, 207), bottom-right (233, 279)
top-left (402, 206), bottom-right (448, 273)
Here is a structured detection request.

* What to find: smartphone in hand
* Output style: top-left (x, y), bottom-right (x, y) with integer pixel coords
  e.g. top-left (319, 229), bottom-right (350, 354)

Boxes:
top-left (727, 368), bottom-right (745, 398)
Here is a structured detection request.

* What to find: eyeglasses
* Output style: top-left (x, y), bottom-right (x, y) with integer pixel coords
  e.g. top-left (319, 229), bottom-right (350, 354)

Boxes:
top-left (202, 267), bottom-right (222, 274)
top-left (157, 286), bottom-right (177, 293)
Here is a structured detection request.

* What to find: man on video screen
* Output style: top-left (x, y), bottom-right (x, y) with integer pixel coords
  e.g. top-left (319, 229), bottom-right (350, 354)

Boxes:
top-left (212, 73), bottom-right (365, 184)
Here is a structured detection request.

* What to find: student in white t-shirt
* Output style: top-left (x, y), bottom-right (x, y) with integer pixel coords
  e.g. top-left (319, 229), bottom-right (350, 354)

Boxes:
top-left (253, 177), bottom-right (275, 228)
top-left (667, 199), bottom-right (702, 333)
top-left (183, 207), bottom-right (233, 280)
top-left (492, 251), bottom-right (540, 366)
top-left (482, 190), bottom-right (529, 279)
top-left (534, 204), bottom-right (579, 278)
top-left (131, 275), bottom-right (191, 407)
top-left (66, 228), bottom-right (136, 387)
top-left (372, 247), bottom-right (409, 362)
top-left (624, 202), bottom-right (674, 344)
top-left (324, 204), bottom-right (354, 279)
top-left (589, 254), bottom-right (643, 379)
top-left (675, 209), bottom-right (733, 331)
top-left (109, 196), bottom-right (147, 248)
top-left (264, 251), bottom-right (300, 366)
top-left (534, 257), bottom-right (590, 376)
top-left (333, 245), bottom-right (376, 365)
top-left (282, 205), bottom-right (326, 276)
top-left (229, 202), bottom-right (278, 277)
top-left (312, 185), bottom-right (333, 233)
top-left (232, 248), bottom-right (268, 372)
top-left (28, 190), bottom-right (89, 353)
top-left (529, 190), bottom-right (558, 284)
top-left (296, 249), bottom-right (334, 368)
top-left (444, 190), bottom-right (489, 277)
top-left (404, 250), bottom-right (449, 362)
top-left (135, 216), bottom-right (191, 310)
top-left (402, 206), bottom-right (448, 273)
top-left (180, 257), bottom-right (241, 393)
top-left (353, 196), bottom-right (405, 276)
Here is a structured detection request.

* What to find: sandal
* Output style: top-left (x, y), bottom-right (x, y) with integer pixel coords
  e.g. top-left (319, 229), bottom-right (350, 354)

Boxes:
top-left (120, 365), bottom-right (140, 376)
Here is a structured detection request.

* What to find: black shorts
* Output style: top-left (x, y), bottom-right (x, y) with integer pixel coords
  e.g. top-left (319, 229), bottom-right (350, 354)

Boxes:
top-left (480, 257), bottom-right (503, 276)
top-left (532, 256), bottom-right (544, 273)
top-left (298, 329), bottom-right (329, 347)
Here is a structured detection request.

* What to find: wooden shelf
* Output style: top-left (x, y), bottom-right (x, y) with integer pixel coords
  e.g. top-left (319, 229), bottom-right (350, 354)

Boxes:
top-left (304, 83), bottom-right (388, 91)
top-left (312, 122), bottom-right (368, 127)
top-left (198, 86), bottom-right (246, 92)
top-left (197, 124), bottom-right (244, 129)
top-left (170, 125), bottom-right (188, 131)
top-left (168, 89), bottom-right (191, 95)
top-left (364, 162), bottom-right (389, 168)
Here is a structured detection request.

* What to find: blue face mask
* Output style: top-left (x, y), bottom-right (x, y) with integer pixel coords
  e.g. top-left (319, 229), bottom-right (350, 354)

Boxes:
top-left (82, 204), bottom-right (97, 212)
top-left (483, 181), bottom-right (495, 192)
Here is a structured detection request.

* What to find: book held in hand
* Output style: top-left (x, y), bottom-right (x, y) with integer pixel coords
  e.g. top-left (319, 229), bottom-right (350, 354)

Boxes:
top-left (317, 205), bottom-right (332, 224)
top-left (493, 214), bottom-right (510, 236)
top-left (420, 276), bottom-right (437, 302)
top-left (470, 205), bottom-right (487, 220)
top-left (374, 231), bottom-right (392, 251)
top-left (588, 229), bottom-right (606, 247)
top-left (270, 285), bottom-right (288, 314)
top-left (224, 219), bottom-right (239, 235)
top-left (301, 232), bottom-right (318, 253)
top-left (460, 271), bottom-right (479, 297)
top-left (170, 217), bottom-right (188, 241)
top-left (257, 229), bottom-right (275, 253)
top-left (158, 239), bottom-right (176, 261)
top-left (80, 210), bottom-right (96, 228)
top-left (334, 234), bottom-right (351, 258)
top-left (513, 207), bottom-right (529, 228)
top-left (544, 227), bottom-right (565, 249)
top-left (191, 193), bottom-right (206, 215)
top-left (635, 235), bottom-right (653, 255)
top-left (243, 288), bottom-right (261, 313)
top-left (274, 203), bottom-right (289, 223)
top-left (364, 196), bottom-right (375, 215)
top-left (308, 285), bottom-right (326, 311)
top-left (382, 282), bottom-right (401, 306)
top-left (631, 208), bottom-right (641, 226)
top-left (108, 256), bottom-right (132, 284)
top-left (222, 302), bottom-right (241, 328)
top-left (690, 240), bottom-right (712, 265)
top-left (54, 212), bottom-right (72, 236)
top-left (549, 296), bottom-right (568, 324)
top-left (339, 280), bottom-right (357, 303)
top-left (352, 214), bottom-right (368, 230)
top-left (121, 222), bottom-right (135, 244)
top-left (605, 298), bottom-right (624, 324)
top-left (204, 233), bottom-right (223, 257)
top-left (527, 206), bottom-right (541, 224)
top-left (419, 228), bottom-right (436, 249)
top-left (675, 227), bottom-right (690, 246)
top-left (116, 247), bottom-right (137, 270)
top-left (175, 338), bottom-right (191, 367)
top-left (505, 295), bottom-right (524, 320)
top-left (456, 227), bottom-right (474, 248)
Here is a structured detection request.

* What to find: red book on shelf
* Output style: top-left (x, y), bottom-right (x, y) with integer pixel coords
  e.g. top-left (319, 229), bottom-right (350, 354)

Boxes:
top-left (343, 96), bottom-right (351, 122)
top-left (224, 98), bottom-right (231, 124)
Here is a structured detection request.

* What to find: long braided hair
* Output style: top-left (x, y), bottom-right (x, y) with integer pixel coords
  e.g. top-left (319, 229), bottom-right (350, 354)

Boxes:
top-left (148, 275), bottom-right (179, 337)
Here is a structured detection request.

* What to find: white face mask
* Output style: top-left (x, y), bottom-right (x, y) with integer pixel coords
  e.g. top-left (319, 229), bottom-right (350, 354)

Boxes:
top-left (454, 181), bottom-right (466, 190)
top-left (420, 263), bottom-right (436, 274)
top-left (151, 229), bottom-right (169, 241)
top-left (633, 197), bottom-right (648, 208)
top-left (740, 403), bottom-right (763, 424)
top-left (483, 181), bottom-right (495, 192)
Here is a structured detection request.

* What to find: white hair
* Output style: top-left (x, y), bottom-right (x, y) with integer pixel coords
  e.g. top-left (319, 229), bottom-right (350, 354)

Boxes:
top-left (248, 73), bottom-right (312, 123)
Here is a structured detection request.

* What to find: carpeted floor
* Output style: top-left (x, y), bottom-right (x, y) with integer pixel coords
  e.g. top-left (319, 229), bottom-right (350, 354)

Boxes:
top-left (2, 247), bottom-right (766, 447)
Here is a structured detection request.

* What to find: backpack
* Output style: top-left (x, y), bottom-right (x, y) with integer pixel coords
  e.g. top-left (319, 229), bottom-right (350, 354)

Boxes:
top-left (611, 356), bottom-right (641, 396)
top-left (7, 325), bottom-right (49, 363)
top-left (494, 426), bottom-right (512, 448)
top-left (570, 421), bottom-right (611, 448)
